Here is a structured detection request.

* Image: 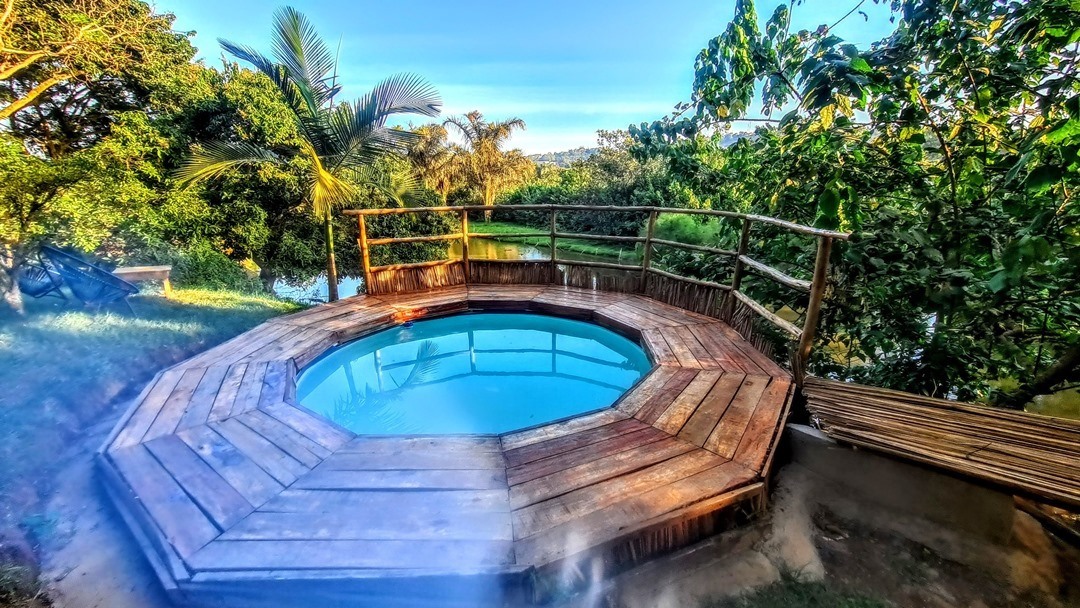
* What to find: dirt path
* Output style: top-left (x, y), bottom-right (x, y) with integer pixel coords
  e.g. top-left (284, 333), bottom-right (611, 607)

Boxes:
top-left (37, 420), bottom-right (170, 608)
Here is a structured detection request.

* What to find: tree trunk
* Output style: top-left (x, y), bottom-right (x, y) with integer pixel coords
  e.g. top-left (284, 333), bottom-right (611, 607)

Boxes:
top-left (998, 344), bottom-right (1080, 409)
top-left (259, 267), bottom-right (277, 294)
top-left (0, 245), bottom-right (25, 314)
top-left (324, 215), bottom-right (339, 302)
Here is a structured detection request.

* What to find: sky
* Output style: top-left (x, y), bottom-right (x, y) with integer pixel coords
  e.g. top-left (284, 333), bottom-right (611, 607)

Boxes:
top-left (153, 0), bottom-right (898, 154)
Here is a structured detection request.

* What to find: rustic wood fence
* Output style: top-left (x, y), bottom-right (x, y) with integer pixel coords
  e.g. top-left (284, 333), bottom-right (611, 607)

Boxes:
top-left (344, 204), bottom-right (850, 382)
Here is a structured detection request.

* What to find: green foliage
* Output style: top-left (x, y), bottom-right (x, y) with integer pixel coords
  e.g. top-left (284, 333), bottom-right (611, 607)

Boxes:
top-left (629, 0), bottom-right (1080, 405)
top-left (153, 241), bottom-right (263, 292)
top-left (499, 130), bottom-right (666, 237)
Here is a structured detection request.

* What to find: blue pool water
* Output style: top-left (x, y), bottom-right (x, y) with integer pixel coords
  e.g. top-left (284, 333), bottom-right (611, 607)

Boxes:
top-left (296, 313), bottom-right (652, 435)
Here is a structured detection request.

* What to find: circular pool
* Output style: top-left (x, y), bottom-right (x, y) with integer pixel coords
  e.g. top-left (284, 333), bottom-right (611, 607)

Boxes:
top-left (295, 312), bottom-right (652, 435)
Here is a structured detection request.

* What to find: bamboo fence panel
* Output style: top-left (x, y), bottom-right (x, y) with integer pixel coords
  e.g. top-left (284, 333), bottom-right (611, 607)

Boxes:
top-left (803, 377), bottom-right (1080, 508)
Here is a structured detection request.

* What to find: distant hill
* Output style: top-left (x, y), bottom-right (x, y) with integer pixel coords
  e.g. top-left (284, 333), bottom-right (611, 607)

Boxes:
top-left (528, 147), bottom-right (597, 167)
top-left (530, 132), bottom-right (753, 167)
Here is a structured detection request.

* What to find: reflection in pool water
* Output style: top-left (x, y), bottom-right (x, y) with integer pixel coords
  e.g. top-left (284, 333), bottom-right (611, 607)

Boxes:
top-left (296, 313), bottom-right (652, 435)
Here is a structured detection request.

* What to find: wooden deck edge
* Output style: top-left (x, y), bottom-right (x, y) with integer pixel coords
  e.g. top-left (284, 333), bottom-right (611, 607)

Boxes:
top-left (178, 564), bottom-right (534, 608)
top-left (96, 452), bottom-right (191, 595)
top-left (529, 481), bottom-right (766, 603)
top-left (759, 382), bottom-right (797, 490)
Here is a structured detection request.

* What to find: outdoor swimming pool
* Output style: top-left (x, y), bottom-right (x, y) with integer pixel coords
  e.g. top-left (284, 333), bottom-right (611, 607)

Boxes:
top-left (295, 312), bottom-right (652, 434)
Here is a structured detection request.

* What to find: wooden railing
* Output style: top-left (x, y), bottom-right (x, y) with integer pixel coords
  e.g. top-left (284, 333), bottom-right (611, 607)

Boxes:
top-left (344, 204), bottom-right (850, 382)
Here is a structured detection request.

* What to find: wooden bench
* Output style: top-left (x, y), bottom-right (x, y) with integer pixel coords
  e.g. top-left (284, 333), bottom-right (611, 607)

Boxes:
top-left (112, 265), bottom-right (173, 297)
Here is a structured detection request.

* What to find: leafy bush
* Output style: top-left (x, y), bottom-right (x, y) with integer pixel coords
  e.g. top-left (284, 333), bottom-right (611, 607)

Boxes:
top-left (145, 240), bottom-right (263, 292)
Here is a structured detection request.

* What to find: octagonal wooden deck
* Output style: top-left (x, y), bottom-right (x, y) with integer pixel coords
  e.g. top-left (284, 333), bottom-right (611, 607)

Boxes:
top-left (100, 285), bottom-right (793, 607)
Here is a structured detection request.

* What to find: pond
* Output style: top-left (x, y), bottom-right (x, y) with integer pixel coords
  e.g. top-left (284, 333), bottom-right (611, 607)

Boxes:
top-left (273, 237), bottom-right (627, 302)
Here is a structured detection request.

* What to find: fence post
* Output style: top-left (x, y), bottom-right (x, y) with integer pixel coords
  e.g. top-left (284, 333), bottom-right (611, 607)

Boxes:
top-left (722, 216), bottom-right (753, 321)
top-left (358, 214), bottom-right (373, 295)
top-left (640, 209), bottom-right (657, 292)
top-left (793, 235), bottom-right (833, 384)
top-left (460, 208), bottom-right (470, 284)
top-left (549, 207), bottom-right (557, 284)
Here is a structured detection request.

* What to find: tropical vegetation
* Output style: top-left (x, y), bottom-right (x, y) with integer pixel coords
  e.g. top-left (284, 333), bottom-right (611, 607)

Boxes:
top-left (1, 0), bottom-right (1076, 406)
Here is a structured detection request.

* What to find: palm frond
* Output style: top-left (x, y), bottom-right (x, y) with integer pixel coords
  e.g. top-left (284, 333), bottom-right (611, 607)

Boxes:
top-left (353, 165), bottom-right (425, 207)
top-left (363, 73), bottom-right (441, 119)
top-left (325, 101), bottom-right (421, 170)
top-left (401, 340), bottom-right (441, 386)
top-left (174, 141), bottom-right (282, 185)
top-left (270, 7), bottom-right (338, 111)
top-left (303, 141), bottom-right (357, 218)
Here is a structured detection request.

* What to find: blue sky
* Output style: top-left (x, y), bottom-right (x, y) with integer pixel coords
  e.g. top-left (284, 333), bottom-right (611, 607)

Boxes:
top-left (154, 0), bottom-right (897, 154)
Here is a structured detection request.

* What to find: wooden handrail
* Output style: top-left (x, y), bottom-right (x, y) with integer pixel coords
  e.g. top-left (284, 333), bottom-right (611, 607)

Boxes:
top-left (354, 203), bottom-right (848, 382)
top-left (344, 204), bottom-right (851, 240)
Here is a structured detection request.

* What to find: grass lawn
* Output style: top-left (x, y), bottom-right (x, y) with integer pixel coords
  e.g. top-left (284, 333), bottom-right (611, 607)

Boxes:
top-left (0, 289), bottom-right (302, 511)
top-left (473, 220), bottom-right (638, 260)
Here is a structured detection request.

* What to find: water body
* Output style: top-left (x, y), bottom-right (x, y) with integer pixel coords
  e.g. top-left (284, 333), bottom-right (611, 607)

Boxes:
top-left (295, 312), bottom-right (652, 435)
top-left (273, 237), bottom-right (627, 302)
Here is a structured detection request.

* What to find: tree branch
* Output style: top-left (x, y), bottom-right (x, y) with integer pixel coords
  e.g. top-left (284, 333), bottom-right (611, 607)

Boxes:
top-left (0, 72), bottom-right (74, 121)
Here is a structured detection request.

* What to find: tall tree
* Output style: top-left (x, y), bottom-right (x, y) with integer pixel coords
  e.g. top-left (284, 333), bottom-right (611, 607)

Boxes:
top-left (444, 111), bottom-right (529, 220)
top-left (405, 124), bottom-right (461, 204)
top-left (177, 6), bottom-right (440, 301)
top-left (0, 0), bottom-right (189, 124)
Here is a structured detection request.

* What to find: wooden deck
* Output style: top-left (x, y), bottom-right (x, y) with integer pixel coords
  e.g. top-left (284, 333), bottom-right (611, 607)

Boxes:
top-left (100, 285), bottom-right (793, 606)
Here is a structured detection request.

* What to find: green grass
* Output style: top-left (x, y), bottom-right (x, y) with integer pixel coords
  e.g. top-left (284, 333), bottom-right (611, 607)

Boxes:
top-left (0, 289), bottom-right (302, 495)
top-left (472, 220), bottom-right (638, 260)
top-left (703, 578), bottom-right (888, 608)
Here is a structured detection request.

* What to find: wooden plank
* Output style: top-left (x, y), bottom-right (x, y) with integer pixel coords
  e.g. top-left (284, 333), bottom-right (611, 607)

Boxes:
top-left (144, 435), bottom-right (254, 529)
top-left (111, 369), bottom-right (186, 449)
top-left (733, 378), bottom-right (792, 472)
top-left (634, 368), bottom-right (700, 424)
top-left (217, 508), bottom-right (513, 542)
top-left (260, 489), bottom-right (510, 514)
top-left (258, 401), bottom-right (352, 452)
top-left (176, 365), bottom-right (229, 430)
top-left (208, 364), bottom-right (247, 423)
top-left (640, 328), bottom-right (677, 365)
top-left (686, 323), bottom-right (755, 374)
top-left (236, 410), bottom-right (326, 468)
top-left (144, 367), bottom-right (207, 441)
top-left (229, 361), bottom-right (268, 418)
top-left (500, 408), bottom-right (628, 451)
top-left (713, 323), bottom-right (788, 377)
top-left (209, 418), bottom-right (308, 486)
top-left (509, 438), bottom-right (696, 510)
top-left (703, 375), bottom-right (773, 458)
top-left (507, 426), bottom-right (669, 486)
top-left (340, 435), bottom-right (503, 454)
top-left (515, 461), bottom-right (755, 564)
top-left (612, 366), bottom-right (678, 416)
top-left (188, 539), bottom-right (515, 571)
top-left (317, 449), bottom-right (504, 471)
top-left (176, 425), bottom-right (283, 508)
top-left (109, 445), bottom-right (220, 557)
top-left (257, 361), bottom-right (290, 409)
top-left (503, 419), bottom-right (647, 468)
top-left (653, 370), bottom-right (723, 435)
top-left (512, 449), bottom-right (731, 540)
top-left (678, 372), bottom-right (746, 447)
top-left (293, 468), bottom-right (508, 491)
top-left (670, 324), bottom-right (719, 369)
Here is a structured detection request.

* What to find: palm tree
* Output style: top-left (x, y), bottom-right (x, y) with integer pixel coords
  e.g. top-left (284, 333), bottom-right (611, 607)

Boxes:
top-left (444, 111), bottom-right (528, 220)
top-left (406, 124), bottom-right (462, 204)
top-left (176, 7), bottom-right (440, 301)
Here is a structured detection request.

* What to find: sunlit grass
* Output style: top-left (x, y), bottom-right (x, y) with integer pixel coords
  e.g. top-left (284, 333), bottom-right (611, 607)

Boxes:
top-left (0, 289), bottom-right (302, 492)
top-left (477, 220), bottom-right (636, 259)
